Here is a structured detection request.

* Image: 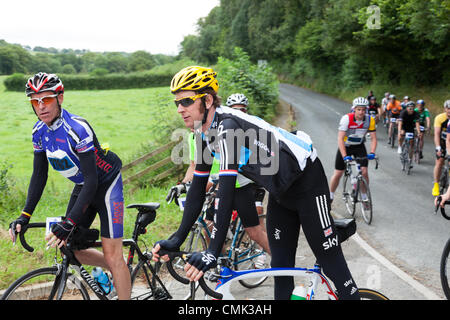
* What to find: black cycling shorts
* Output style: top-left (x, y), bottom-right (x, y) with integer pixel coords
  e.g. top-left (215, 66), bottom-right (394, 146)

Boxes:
top-left (334, 144), bottom-right (368, 170)
top-left (207, 184), bottom-right (260, 228)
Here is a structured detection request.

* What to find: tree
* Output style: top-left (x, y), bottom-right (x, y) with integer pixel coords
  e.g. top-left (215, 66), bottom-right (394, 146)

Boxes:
top-left (128, 50), bottom-right (156, 72)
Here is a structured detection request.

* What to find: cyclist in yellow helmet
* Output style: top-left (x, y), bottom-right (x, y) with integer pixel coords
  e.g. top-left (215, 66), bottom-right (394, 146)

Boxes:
top-left (153, 66), bottom-right (361, 300)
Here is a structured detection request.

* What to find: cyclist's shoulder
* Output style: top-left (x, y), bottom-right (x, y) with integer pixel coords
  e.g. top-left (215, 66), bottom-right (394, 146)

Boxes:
top-left (434, 112), bottom-right (447, 123)
top-left (61, 109), bottom-right (95, 139)
top-left (32, 120), bottom-right (46, 136)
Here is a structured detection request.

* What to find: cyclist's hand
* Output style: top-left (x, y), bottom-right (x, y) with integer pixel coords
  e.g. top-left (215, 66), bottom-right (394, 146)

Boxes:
top-left (367, 153), bottom-right (376, 160)
top-left (438, 194), bottom-right (450, 208)
top-left (8, 214), bottom-right (30, 243)
top-left (46, 218), bottom-right (76, 248)
top-left (185, 250), bottom-right (217, 281)
top-left (166, 183), bottom-right (186, 203)
top-left (152, 239), bottom-right (180, 262)
top-left (343, 156), bottom-right (352, 162)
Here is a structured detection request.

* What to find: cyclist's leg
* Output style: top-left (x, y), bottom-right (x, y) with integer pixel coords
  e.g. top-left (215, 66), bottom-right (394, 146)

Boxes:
top-left (234, 184), bottom-right (270, 254)
top-left (95, 173), bottom-right (131, 300)
top-left (266, 194), bottom-right (299, 300)
top-left (287, 159), bottom-right (360, 300)
top-left (328, 148), bottom-right (346, 201)
top-left (65, 185), bottom-right (110, 268)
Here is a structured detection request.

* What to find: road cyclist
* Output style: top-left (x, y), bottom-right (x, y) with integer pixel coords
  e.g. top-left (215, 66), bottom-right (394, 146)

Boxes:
top-left (432, 100), bottom-right (450, 196)
top-left (329, 97), bottom-right (377, 211)
top-left (414, 99), bottom-right (431, 160)
top-left (386, 94), bottom-right (402, 147)
top-left (152, 65), bottom-right (362, 300)
top-left (397, 101), bottom-right (421, 173)
top-left (7, 72), bottom-right (131, 299)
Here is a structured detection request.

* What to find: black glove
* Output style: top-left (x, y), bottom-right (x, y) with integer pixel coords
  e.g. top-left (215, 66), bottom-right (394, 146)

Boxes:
top-left (155, 236), bottom-right (181, 252)
top-left (51, 218), bottom-right (76, 241)
top-left (9, 213), bottom-right (31, 233)
top-left (187, 250), bottom-right (217, 273)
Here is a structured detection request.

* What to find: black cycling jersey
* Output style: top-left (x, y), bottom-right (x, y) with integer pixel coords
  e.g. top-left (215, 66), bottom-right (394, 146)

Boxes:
top-left (399, 109), bottom-right (419, 133)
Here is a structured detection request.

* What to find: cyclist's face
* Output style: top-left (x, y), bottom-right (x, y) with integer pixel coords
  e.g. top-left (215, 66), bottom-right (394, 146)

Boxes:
top-left (30, 92), bottom-right (63, 125)
top-left (354, 106), bottom-right (366, 119)
top-left (175, 90), bottom-right (206, 129)
top-left (445, 107), bottom-right (450, 118)
top-left (231, 104), bottom-right (247, 113)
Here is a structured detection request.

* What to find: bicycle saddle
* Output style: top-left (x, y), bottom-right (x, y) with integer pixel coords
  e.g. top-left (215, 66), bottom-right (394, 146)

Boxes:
top-left (334, 218), bottom-right (356, 243)
top-left (126, 202), bottom-right (160, 212)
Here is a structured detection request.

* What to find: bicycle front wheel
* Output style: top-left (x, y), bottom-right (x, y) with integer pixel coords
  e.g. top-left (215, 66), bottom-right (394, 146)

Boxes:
top-left (440, 238), bottom-right (450, 300)
top-left (342, 174), bottom-right (356, 216)
top-left (1, 267), bottom-right (89, 300)
top-left (358, 288), bottom-right (389, 300)
top-left (357, 176), bottom-right (373, 225)
top-left (234, 231), bottom-right (269, 289)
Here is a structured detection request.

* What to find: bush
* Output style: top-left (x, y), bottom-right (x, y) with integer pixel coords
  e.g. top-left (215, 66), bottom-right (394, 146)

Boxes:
top-left (3, 73), bottom-right (26, 92)
top-left (216, 47), bottom-right (279, 121)
top-left (4, 71), bottom-right (174, 91)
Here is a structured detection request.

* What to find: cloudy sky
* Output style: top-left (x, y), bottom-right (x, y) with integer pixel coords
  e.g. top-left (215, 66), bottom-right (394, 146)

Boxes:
top-left (0, 0), bottom-right (220, 54)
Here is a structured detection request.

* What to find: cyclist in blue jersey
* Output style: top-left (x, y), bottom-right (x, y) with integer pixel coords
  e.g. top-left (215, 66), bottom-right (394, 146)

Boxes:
top-left (8, 72), bottom-right (131, 299)
top-left (152, 66), bottom-right (360, 300)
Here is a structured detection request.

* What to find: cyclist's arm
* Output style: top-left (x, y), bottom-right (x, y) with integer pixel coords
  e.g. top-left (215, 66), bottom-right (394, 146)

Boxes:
top-left (207, 119), bottom-right (240, 258)
top-left (65, 150), bottom-right (98, 225)
top-left (22, 151), bottom-right (49, 216)
top-left (169, 137), bottom-right (213, 247)
top-left (337, 130), bottom-right (347, 158)
top-left (434, 126), bottom-right (442, 150)
top-left (446, 128), bottom-right (450, 156)
top-left (182, 160), bottom-right (195, 183)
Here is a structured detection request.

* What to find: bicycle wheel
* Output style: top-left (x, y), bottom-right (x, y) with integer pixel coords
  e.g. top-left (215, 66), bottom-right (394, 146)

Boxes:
top-left (1, 267), bottom-right (89, 300)
top-left (439, 165), bottom-right (449, 195)
top-left (130, 259), bottom-right (171, 300)
top-left (356, 176), bottom-right (373, 225)
top-left (440, 238), bottom-right (450, 300)
top-left (233, 230), bottom-right (269, 289)
top-left (413, 137), bottom-right (421, 164)
top-left (167, 226), bottom-right (208, 285)
top-left (342, 174), bottom-right (356, 216)
top-left (358, 288), bottom-right (389, 300)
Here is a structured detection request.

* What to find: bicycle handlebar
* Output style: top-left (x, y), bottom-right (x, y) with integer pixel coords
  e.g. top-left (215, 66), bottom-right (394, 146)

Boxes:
top-left (18, 222), bottom-right (46, 252)
top-left (158, 249), bottom-right (223, 299)
top-left (434, 196), bottom-right (450, 220)
top-left (347, 156), bottom-right (379, 170)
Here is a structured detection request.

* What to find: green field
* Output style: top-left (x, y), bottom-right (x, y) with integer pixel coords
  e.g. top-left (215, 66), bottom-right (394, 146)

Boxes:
top-left (0, 80), bottom-right (189, 288)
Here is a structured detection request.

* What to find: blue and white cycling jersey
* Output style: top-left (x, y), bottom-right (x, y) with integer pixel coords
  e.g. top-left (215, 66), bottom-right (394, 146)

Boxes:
top-left (32, 109), bottom-right (121, 185)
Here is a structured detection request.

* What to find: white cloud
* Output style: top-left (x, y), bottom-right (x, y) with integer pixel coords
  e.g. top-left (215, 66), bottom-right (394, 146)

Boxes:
top-left (0, 0), bottom-right (219, 54)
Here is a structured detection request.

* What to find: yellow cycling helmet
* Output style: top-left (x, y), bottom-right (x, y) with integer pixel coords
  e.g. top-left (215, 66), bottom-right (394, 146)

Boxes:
top-left (170, 66), bottom-right (219, 93)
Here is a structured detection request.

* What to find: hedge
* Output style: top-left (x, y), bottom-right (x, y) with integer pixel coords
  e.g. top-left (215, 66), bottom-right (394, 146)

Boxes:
top-left (4, 72), bottom-right (173, 92)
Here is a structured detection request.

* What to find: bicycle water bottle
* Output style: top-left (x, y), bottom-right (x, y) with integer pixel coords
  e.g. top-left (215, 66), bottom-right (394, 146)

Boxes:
top-left (290, 285), bottom-right (307, 300)
top-left (92, 267), bottom-right (113, 295)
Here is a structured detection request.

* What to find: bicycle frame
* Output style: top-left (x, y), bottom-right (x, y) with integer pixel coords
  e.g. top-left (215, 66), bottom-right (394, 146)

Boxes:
top-left (214, 264), bottom-right (337, 300)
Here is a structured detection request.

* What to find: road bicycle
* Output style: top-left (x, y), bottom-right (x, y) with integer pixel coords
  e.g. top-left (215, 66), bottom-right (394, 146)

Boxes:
top-left (434, 196), bottom-right (450, 300)
top-left (413, 126), bottom-right (425, 164)
top-left (439, 157), bottom-right (450, 196)
top-left (342, 155), bottom-right (379, 225)
top-left (165, 181), bottom-right (269, 298)
top-left (1, 202), bottom-right (171, 300)
top-left (388, 117), bottom-right (398, 148)
top-left (399, 132), bottom-right (415, 175)
top-left (162, 218), bottom-right (389, 300)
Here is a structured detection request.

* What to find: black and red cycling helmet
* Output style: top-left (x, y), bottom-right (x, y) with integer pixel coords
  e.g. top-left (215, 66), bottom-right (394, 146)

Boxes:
top-left (25, 72), bottom-right (64, 96)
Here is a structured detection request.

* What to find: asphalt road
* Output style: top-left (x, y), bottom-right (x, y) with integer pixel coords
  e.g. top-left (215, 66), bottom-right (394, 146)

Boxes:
top-left (279, 83), bottom-right (448, 300)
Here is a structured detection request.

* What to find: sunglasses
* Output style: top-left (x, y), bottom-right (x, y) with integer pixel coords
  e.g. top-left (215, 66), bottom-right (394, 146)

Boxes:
top-left (29, 94), bottom-right (59, 108)
top-left (174, 93), bottom-right (206, 107)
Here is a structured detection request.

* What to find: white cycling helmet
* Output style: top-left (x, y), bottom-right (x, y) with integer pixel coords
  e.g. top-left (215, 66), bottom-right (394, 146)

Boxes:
top-left (226, 93), bottom-right (249, 107)
top-left (444, 100), bottom-right (450, 109)
top-left (352, 97), bottom-right (369, 109)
